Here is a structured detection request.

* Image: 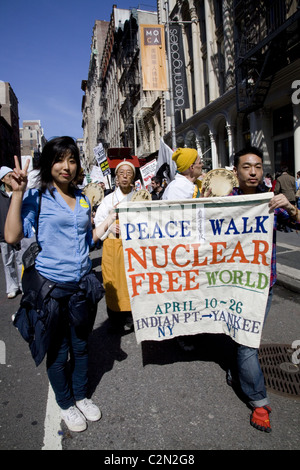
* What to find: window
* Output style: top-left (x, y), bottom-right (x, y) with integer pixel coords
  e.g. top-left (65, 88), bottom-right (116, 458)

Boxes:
top-left (273, 104), bottom-right (293, 135)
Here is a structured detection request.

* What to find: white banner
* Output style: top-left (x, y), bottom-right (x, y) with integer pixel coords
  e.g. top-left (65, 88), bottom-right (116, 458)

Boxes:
top-left (118, 194), bottom-right (274, 348)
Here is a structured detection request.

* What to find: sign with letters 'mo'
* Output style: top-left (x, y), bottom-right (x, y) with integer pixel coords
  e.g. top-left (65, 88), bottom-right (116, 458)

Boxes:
top-left (140, 24), bottom-right (168, 91)
top-left (118, 194), bottom-right (274, 348)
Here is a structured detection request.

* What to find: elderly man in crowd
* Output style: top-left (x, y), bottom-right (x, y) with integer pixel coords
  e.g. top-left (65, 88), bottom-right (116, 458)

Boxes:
top-left (94, 161), bottom-right (136, 332)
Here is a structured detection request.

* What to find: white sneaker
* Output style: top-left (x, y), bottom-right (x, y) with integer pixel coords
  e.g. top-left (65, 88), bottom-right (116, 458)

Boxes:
top-left (7, 291), bottom-right (17, 299)
top-left (76, 398), bottom-right (101, 422)
top-left (61, 405), bottom-right (87, 432)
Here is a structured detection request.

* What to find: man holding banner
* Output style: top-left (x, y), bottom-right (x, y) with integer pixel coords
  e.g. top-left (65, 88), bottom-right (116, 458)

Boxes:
top-left (117, 146), bottom-right (299, 435)
top-left (230, 146), bottom-right (300, 433)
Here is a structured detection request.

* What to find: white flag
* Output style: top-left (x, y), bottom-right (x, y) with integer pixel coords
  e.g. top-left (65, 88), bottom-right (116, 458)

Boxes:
top-left (156, 137), bottom-right (176, 183)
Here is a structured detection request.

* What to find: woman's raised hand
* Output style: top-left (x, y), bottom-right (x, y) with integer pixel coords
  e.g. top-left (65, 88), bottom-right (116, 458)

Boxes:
top-left (11, 155), bottom-right (30, 192)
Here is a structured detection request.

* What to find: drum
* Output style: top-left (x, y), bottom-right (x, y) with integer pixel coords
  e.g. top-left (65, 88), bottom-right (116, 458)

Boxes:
top-left (202, 169), bottom-right (239, 197)
top-left (82, 182), bottom-right (104, 207)
top-left (131, 189), bottom-right (152, 201)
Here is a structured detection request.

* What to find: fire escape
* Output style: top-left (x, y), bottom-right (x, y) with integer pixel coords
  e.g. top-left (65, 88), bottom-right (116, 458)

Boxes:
top-left (97, 96), bottom-right (109, 149)
top-left (234, 0), bottom-right (300, 114)
top-left (117, 14), bottom-right (140, 148)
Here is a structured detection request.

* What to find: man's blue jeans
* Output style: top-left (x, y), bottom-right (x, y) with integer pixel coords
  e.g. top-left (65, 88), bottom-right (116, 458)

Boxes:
top-left (46, 323), bottom-right (89, 410)
top-left (237, 288), bottom-right (273, 408)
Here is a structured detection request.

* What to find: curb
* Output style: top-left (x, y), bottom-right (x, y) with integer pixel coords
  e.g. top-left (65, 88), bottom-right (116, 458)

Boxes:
top-left (276, 263), bottom-right (300, 294)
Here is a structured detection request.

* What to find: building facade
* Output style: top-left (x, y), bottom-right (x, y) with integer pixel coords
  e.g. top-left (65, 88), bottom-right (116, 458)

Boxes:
top-left (114, 8), bottom-right (163, 159)
top-left (82, 0), bottom-right (300, 177)
top-left (158, 0), bottom-right (300, 175)
top-left (19, 120), bottom-right (46, 169)
top-left (81, 6), bottom-right (163, 171)
top-left (0, 81), bottom-right (20, 168)
top-left (81, 19), bottom-right (110, 170)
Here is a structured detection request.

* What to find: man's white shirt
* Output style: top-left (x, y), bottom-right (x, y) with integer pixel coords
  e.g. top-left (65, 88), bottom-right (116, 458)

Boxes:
top-left (94, 186), bottom-right (134, 228)
top-left (162, 173), bottom-right (195, 200)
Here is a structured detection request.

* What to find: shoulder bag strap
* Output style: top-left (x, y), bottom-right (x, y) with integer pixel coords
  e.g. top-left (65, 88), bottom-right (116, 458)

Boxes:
top-left (35, 190), bottom-right (42, 242)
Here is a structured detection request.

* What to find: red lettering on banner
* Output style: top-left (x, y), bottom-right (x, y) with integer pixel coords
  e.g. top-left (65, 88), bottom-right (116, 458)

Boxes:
top-left (125, 240), bottom-right (270, 277)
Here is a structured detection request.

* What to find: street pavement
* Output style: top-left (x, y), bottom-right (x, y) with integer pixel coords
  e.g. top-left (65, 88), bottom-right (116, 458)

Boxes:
top-left (276, 229), bottom-right (300, 293)
top-left (0, 229), bottom-right (299, 452)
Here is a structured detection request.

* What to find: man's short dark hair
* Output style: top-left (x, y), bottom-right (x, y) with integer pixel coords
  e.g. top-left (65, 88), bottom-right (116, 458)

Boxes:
top-left (234, 146), bottom-right (263, 168)
top-left (281, 166), bottom-right (289, 173)
top-left (151, 176), bottom-right (162, 185)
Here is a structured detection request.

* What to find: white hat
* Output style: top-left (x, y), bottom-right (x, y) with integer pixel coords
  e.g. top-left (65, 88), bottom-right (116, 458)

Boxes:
top-left (115, 160), bottom-right (136, 176)
top-left (0, 166), bottom-right (13, 181)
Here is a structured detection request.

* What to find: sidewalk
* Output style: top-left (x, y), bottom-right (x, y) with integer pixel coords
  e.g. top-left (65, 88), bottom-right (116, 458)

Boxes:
top-left (276, 229), bottom-right (300, 293)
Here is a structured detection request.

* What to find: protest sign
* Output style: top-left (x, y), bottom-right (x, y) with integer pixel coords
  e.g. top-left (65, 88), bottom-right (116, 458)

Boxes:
top-left (93, 143), bottom-right (111, 176)
top-left (90, 165), bottom-right (104, 182)
top-left (140, 159), bottom-right (157, 190)
top-left (118, 193), bottom-right (274, 348)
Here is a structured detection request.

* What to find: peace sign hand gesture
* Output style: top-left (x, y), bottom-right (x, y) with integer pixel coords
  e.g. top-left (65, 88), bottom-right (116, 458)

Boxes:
top-left (11, 155), bottom-right (30, 193)
top-left (4, 156), bottom-right (30, 244)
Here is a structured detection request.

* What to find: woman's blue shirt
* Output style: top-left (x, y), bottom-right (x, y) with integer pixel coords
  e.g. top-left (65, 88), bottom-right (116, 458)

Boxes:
top-left (21, 188), bottom-right (94, 283)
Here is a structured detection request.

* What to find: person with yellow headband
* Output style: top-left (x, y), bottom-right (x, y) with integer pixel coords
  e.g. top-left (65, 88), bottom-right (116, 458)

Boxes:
top-left (162, 148), bottom-right (203, 351)
top-left (162, 148), bottom-right (203, 200)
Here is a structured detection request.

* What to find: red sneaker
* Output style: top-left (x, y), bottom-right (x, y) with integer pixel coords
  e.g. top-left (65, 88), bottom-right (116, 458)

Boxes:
top-left (250, 406), bottom-right (272, 433)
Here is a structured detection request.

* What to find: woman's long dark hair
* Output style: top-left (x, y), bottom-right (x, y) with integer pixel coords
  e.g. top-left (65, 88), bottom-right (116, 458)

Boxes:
top-left (38, 136), bottom-right (81, 195)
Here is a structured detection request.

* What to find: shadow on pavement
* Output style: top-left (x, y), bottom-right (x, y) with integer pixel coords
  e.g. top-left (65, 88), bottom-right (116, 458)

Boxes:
top-left (87, 319), bottom-right (129, 397)
top-left (141, 333), bottom-right (236, 369)
top-left (142, 333), bottom-right (250, 406)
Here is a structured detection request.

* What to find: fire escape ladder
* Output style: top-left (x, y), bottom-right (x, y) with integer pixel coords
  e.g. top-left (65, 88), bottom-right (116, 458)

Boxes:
top-left (236, 0), bottom-right (300, 114)
top-left (247, 47), bottom-right (275, 111)
top-left (235, 0), bottom-right (274, 114)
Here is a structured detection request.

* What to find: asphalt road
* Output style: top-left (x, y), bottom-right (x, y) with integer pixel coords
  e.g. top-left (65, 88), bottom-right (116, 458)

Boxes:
top-left (0, 230), bottom-right (299, 452)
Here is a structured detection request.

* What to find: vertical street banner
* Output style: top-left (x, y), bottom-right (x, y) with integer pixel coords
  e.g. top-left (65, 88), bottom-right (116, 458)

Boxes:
top-left (168, 24), bottom-right (189, 111)
top-left (118, 193), bottom-right (274, 348)
top-left (140, 24), bottom-right (168, 91)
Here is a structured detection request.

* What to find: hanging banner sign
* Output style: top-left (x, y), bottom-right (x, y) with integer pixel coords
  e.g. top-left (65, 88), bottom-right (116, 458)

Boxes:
top-left (93, 143), bottom-right (111, 176)
top-left (140, 24), bottom-right (168, 91)
top-left (118, 193), bottom-right (274, 348)
top-left (168, 24), bottom-right (190, 111)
